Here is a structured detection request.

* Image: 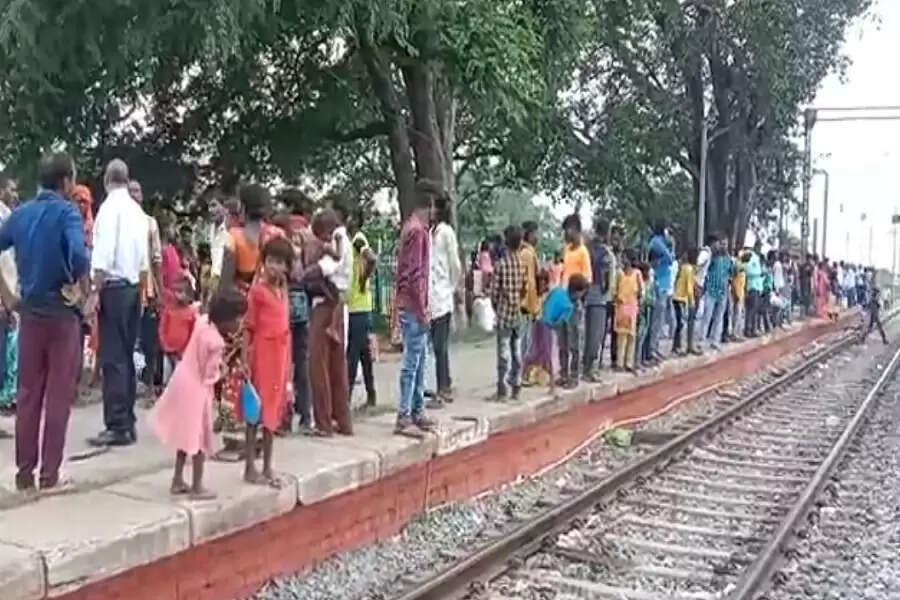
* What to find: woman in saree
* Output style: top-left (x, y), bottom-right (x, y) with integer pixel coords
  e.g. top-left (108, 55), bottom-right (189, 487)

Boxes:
top-left (215, 185), bottom-right (284, 457)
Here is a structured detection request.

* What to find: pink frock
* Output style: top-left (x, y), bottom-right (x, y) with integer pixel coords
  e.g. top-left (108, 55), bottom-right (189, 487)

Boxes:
top-left (150, 316), bottom-right (225, 456)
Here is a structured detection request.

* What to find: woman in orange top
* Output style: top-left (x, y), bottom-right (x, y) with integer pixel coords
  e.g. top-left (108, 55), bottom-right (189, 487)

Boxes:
top-left (71, 185), bottom-right (94, 249)
top-left (215, 185), bottom-right (283, 448)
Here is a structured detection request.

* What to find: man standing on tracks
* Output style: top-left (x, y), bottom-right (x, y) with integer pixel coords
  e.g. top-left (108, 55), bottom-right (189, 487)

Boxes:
top-left (862, 275), bottom-right (888, 345)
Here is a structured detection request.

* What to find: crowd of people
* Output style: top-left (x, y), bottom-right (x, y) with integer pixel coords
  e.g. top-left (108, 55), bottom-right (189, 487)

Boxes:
top-left (0, 152), bottom-right (888, 498)
top-left (472, 214), bottom-right (889, 399)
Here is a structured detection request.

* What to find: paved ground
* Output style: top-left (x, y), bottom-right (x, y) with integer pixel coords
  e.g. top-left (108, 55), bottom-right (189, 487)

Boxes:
top-left (0, 315), bottom-right (836, 599)
top-left (0, 336), bottom-right (502, 503)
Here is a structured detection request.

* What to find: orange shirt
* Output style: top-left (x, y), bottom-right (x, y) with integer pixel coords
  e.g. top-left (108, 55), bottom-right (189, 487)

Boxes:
top-left (160, 302), bottom-right (198, 355)
top-left (562, 243), bottom-right (592, 285)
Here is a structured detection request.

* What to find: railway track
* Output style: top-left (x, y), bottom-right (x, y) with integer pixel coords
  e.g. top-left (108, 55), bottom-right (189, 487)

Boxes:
top-left (392, 321), bottom-right (900, 600)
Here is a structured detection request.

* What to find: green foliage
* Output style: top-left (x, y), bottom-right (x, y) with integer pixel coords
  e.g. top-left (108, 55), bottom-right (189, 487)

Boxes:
top-left (0, 0), bottom-right (870, 251)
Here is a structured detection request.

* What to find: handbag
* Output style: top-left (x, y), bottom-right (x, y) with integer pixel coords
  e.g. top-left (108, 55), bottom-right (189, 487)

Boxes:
top-left (241, 381), bottom-right (262, 426)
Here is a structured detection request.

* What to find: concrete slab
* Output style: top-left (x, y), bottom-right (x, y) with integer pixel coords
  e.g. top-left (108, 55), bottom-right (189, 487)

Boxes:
top-left (0, 490), bottom-right (189, 596)
top-left (0, 542), bottom-right (44, 600)
top-left (531, 385), bottom-right (590, 421)
top-left (587, 381), bottom-right (618, 403)
top-left (433, 414), bottom-right (489, 456)
top-left (277, 436), bottom-right (380, 505)
top-left (108, 462), bottom-right (296, 544)
top-left (443, 394), bottom-right (536, 436)
top-left (309, 416), bottom-right (437, 477)
top-left (0, 402), bottom-right (172, 503)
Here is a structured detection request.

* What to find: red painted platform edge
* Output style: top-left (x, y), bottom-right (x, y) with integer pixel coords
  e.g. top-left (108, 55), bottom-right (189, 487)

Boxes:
top-left (56, 318), bottom-right (846, 600)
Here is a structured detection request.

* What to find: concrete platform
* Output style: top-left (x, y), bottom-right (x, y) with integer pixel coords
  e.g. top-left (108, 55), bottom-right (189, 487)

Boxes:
top-left (0, 490), bottom-right (190, 597)
top-left (0, 317), bottom-right (848, 599)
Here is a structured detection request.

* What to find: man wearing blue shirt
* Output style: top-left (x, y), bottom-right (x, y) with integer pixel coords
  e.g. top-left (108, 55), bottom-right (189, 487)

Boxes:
top-left (698, 234), bottom-right (733, 352)
top-left (743, 244), bottom-right (764, 337)
top-left (647, 220), bottom-right (675, 360)
top-left (0, 153), bottom-right (90, 491)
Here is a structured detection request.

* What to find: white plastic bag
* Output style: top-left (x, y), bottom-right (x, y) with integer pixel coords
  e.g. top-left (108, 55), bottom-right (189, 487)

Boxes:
top-left (473, 297), bottom-right (496, 333)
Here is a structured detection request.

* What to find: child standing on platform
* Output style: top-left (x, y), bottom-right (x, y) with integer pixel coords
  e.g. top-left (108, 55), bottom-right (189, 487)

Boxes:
top-left (159, 275), bottom-right (198, 378)
top-left (672, 249), bottom-right (696, 355)
top-left (636, 262), bottom-right (655, 367)
top-left (243, 237), bottom-right (293, 487)
top-left (614, 250), bottom-right (642, 372)
top-left (149, 291), bottom-right (246, 499)
top-left (557, 214), bottom-right (592, 387)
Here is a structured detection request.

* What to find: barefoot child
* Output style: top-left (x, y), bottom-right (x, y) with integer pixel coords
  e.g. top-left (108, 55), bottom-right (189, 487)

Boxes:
top-left (244, 237), bottom-right (293, 486)
top-left (149, 291), bottom-right (246, 499)
top-left (159, 275), bottom-right (198, 379)
top-left (615, 250), bottom-right (642, 372)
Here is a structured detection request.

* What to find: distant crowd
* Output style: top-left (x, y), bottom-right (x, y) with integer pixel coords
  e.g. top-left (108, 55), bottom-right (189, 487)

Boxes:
top-left (467, 215), bottom-right (888, 398)
top-left (0, 152), bottom-right (887, 498)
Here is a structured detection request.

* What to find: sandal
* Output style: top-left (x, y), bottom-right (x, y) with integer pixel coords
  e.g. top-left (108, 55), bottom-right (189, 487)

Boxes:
top-left (262, 474), bottom-right (284, 489)
top-left (188, 488), bottom-right (218, 501)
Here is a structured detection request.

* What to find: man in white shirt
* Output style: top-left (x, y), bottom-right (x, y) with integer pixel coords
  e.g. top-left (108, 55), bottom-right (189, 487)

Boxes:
top-left (87, 160), bottom-right (150, 447)
top-left (843, 264), bottom-right (857, 307)
top-left (327, 198), bottom-right (354, 296)
top-left (207, 196), bottom-right (231, 298)
top-left (692, 237), bottom-right (713, 347)
top-left (428, 193), bottom-right (461, 404)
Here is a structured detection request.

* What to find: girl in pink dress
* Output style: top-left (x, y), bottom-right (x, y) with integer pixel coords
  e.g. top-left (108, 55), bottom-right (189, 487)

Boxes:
top-left (149, 292), bottom-right (247, 499)
top-left (243, 237), bottom-right (292, 488)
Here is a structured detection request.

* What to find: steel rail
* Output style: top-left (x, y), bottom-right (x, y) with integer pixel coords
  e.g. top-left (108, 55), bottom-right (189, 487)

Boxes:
top-left (393, 326), bottom-right (868, 600)
top-left (727, 339), bottom-right (900, 599)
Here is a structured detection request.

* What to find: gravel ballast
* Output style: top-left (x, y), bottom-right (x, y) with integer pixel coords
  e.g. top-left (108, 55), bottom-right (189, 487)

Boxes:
top-left (253, 330), bottom-right (853, 600)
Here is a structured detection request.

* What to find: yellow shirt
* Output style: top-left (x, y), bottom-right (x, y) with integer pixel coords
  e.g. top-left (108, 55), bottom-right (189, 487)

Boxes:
top-left (562, 243), bottom-right (592, 285)
top-left (733, 268), bottom-right (747, 301)
top-left (519, 243), bottom-right (540, 317)
top-left (673, 263), bottom-right (695, 305)
top-left (348, 232), bottom-right (373, 312)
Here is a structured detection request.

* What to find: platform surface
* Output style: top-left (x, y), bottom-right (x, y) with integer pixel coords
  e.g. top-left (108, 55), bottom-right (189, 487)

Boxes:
top-left (0, 319), bottom-right (830, 599)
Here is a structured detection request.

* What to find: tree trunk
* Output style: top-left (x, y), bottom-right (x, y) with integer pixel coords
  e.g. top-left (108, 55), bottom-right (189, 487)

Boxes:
top-left (733, 154), bottom-right (758, 248)
top-left (358, 37), bottom-right (417, 219)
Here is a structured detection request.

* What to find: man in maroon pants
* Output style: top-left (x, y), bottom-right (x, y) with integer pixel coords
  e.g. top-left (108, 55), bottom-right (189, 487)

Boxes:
top-left (0, 153), bottom-right (90, 491)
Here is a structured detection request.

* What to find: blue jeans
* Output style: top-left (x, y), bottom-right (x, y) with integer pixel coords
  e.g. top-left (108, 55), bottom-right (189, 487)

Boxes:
top-left (497, 323), bottom-right (523, 396)
top-left (699, 293), bottom-right (728, 350)
top-left (398, 309), bottom-right (428, 419)
top-left (648, 293), bottom-right (670, 356)
top-left (636, 315), bottom-right (650, 365)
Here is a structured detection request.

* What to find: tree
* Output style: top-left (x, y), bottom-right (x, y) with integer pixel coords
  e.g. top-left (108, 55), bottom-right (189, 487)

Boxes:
top-left (0, 0), bottom-right (587, 220)
top-left (559, 0), bottom-right (870, 246)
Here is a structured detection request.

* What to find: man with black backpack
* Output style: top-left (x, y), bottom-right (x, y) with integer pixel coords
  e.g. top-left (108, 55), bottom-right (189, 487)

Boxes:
top-left (583, 218), bottom-right (615, 382)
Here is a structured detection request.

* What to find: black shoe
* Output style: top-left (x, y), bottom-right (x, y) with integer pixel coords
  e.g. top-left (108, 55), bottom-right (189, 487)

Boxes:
top-left (366, 391), bottom-right (377, 407)
top-left (89, 430), bottom-right (134, 447)
top-left (109, 431), bottom-right (135, 446)
top-left (88, 430), bottom-right (116, 447)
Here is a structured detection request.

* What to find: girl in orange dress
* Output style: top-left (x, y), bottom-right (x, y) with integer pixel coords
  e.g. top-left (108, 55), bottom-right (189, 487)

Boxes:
top-left (243, 237), bottom-right (292, 487)
top-left (614, 250), bottom-right (643, 372)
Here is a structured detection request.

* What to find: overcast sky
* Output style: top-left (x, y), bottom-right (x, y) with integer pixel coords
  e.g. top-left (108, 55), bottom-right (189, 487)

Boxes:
top-left (807, 0), bottom-right (900, 269)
